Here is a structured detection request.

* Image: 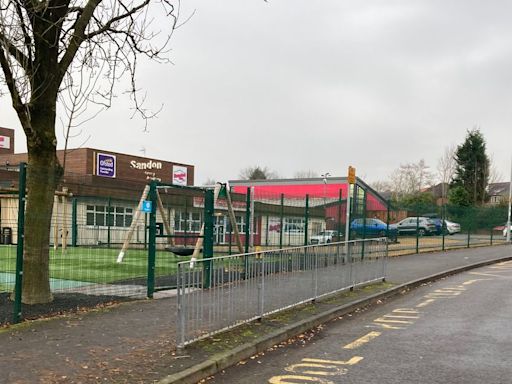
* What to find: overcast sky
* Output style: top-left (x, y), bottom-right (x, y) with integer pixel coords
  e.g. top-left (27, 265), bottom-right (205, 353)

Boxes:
top-left (2, 0), bottom-right (512, 185)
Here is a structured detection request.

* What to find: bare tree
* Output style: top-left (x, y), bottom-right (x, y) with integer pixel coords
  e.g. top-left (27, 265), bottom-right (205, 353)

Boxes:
top-left (388, 159), bottom-right (433, 199)
top-left (202, 177), bottom-right (217, 186)
top-left (370, 180), bottom-right (392, 193)
top-left (487, 154), bottom-right (503, 185)
top-left (436, 144), bottom-right (456, 201)
top-left (239, 166), bottom-right (278, 180)
top-left (0, 0), bottom-right (179, 304)
top-left (59, 67), bottom-right (105, 172)
top-left (416, 159), bottom-right (434, 191)
top-left (293, 170), bottom-right (318, 178)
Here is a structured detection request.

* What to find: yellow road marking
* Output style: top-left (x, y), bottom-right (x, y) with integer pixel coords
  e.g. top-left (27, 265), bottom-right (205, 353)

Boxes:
top-left (488, 267), bottom-right (512, 272)
top-left (283, 357), bottom-right (363, 377)
top-left (462, 279), bottom-right (489, 285)
top-left (373, 317), bottom-right (414, 324)
top-left (495, 261), bottom-right (512, 266)
top-left (343, 332), bottom-right (381, 350)
top-left (434, 289), bottom-right (463, 293)
top-left (302, 357), bottom-right (364, 365)
top-left (469, 272), bottom-right (506, 278)
top-left (439, 287), bottom-right (466, 291)
top-left (424, 293), bottom-right (459, 299)
top-left (416, 299), bottom-right (436, 308)
top-left (284, 363), bottom-right (348, 376)
top-left (382, 314), bottom-right (419, 319)
top-left (367, 323), bottom-right (403, 330)
top-left (269, 375), bottom-right (333, 383)
top-left (392, 308), bottom-right (419, 314)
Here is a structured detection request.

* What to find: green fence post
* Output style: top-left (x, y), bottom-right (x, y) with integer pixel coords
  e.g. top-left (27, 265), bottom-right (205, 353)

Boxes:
top-left (337, 189), bottom-right (343, 241)
top-left (147, 181), bottom-right (157, 298)
top-left (467, 225), bottom-right (471, 248)
top-left (228, 221), bottom-right (233, 255)
top-left (415, 214), bottom-right (420, 254)
top-left (361, 189), bottom-right (367, 258)
top-left (279, 193), bottom-right (284, 249)
top-left (490, 228), bottom-right (493, 246)
top-left (265, 214), bottom-right (269, 247)
top-left (107, 196), bottom-right (112, 248)
top-left (386, 199), bottom-right (391, 238)
top-left (203, 188), bottom-right (214, 288)
top-left (245, 187), bottom-right (251, 254)
top-left (13, 162), bottom-right (27, 324)
top-left (144, 213), bottom-right (148, 250)
top-left (441, 204), bottom-right (446, 251)
top-left (304, 194), bottom-right (310, 246)
top-left (71, 198), bottom-right (77, 247)
top-left (184, 199), bottom-right (188, 247)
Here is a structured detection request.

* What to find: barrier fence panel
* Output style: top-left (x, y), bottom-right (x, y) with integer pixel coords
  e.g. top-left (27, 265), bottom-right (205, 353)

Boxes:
top-left (386, 201), bottom-right (509, 256)
top-left (176, 238), bottom-right (387, 347)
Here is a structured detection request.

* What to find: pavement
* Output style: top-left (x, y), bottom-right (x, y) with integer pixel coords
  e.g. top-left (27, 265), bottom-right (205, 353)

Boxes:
top-left (0, 244), bottom-right (511, 384)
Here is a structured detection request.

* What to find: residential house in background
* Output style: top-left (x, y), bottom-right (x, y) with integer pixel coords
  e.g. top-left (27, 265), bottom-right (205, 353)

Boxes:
top-left (423, 182), bottom-right (449, 206)
top-left (487, 182), bottom-right (510, 206)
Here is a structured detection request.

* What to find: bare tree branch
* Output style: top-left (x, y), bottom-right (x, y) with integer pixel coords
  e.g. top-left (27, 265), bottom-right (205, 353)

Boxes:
top-left (0, 45), bottom-right (31, 131)
top-left (58, 0), bottom-right (102, 83)
top-left (84, 0), bottom-right (151, 40)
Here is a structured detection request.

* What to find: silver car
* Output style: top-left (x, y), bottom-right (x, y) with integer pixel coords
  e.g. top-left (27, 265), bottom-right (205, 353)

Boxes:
top-left (396, 217), bottom-right (437, 236)
top-left (444, 220), bottom-right (461, 235)
top-left (310, 230), bottom-right (339, 244)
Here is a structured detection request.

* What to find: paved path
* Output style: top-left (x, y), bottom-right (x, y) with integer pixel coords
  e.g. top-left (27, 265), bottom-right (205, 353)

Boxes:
top-left (0, 245), bottom-right (510, 383)
top-left (208, 261), bottom-right (512, 383)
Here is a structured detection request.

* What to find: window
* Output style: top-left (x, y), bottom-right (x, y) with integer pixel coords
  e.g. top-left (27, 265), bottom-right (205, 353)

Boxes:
top-left (235, 215), bottom-right (246, 233)
top-left (223, 215), bottom-right (249, 234)
top-left (284, 218), bottom-right (304, 233)
top-left (86, 205), bottom-right (133, 227)
top-left (175, 211), bottom-right (202, 232)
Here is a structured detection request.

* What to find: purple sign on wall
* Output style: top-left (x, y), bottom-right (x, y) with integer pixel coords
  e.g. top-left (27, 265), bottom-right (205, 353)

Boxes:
top-left (96, 153), bottom-right (116, 178)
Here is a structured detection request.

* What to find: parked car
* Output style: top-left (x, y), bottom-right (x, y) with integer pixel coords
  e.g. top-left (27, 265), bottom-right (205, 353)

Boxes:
top-left (395, 217), bottom-right (437, 236)
top-left (423, 214), bottom-right (443, 235)
top-left (350, 218), bottom-right (398, 241)
top-left (310, 230), bottom-right (340, 244)
top-left (444, 220), bottom-right (461, 235)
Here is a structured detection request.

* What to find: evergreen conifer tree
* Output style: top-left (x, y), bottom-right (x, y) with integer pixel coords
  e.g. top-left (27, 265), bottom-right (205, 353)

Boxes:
top-left (450, 129), bottom-right (490, 205)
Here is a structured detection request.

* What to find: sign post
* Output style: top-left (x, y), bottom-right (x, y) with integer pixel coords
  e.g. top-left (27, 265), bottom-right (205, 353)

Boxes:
top-left (345, 166), bottom-right (356, 245)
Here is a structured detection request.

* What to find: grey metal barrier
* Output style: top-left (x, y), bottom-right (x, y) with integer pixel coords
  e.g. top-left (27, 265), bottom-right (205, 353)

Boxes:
top-left (177, 238), bottom-right (387, 347)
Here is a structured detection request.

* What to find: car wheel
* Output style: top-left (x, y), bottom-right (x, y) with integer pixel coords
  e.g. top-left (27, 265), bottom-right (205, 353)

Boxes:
top-left (418, 228), bottom-right (426, 236)
top-left (378, 230), bottom-right (386, 237)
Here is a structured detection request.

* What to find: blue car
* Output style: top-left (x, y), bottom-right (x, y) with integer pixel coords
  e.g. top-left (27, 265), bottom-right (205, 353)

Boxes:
top-left (350, 218), bottom-right (397, 241)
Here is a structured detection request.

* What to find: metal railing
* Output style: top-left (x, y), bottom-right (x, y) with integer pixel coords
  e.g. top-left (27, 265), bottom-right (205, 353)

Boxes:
top-left (176, 238), bottom-right (387, 347)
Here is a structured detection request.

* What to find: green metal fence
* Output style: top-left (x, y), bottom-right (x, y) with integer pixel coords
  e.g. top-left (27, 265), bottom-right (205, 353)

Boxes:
top-left (1, 168), bottom-right (510, 325)
top-left (386, 201), bottom-right (509, 256)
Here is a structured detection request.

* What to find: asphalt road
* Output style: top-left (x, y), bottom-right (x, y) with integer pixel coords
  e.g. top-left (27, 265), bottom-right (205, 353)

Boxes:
top-left (207, 260), bottom-right (512, 384)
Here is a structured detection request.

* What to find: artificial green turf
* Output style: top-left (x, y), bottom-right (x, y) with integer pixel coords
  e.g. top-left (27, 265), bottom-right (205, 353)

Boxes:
top-left (0, 246), bottom-right (190, 285)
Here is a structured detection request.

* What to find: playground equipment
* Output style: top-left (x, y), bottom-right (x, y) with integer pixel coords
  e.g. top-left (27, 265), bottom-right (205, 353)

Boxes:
top-left (116, 181), bottom-right (243, 263)
top-left (52, 187), bottom-right (72, 250)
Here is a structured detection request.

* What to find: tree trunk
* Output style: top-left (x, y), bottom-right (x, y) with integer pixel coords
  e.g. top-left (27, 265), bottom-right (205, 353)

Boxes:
top-left (21, 149), bottom-right (60, 304)
top-left (20, 93), bottom-right (61, 304)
